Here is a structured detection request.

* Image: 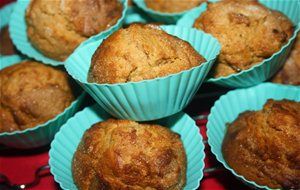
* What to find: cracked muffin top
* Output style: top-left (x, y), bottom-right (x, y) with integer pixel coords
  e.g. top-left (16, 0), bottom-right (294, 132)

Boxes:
top-left (271, 32), bottom-right (300, 86)
top-left (144, 0), bottom-right (206, 13)
top-left (222, 99), bottom-right (300, 189)
top-left (88, 24), bottom-right (206, 84)
top-left (0, 61), bottom-right (75, 132)
top-left (26, 0), bottom-right (123, 61)
top-left (193, 0), bottom-right (294, 78)
top-left (72, 119), bottom-right (186, 190)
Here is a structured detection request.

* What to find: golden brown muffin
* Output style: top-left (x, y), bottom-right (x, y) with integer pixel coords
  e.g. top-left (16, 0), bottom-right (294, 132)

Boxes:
top-left (272, 32), bottom-right (300, 85)
top-left (0, 61), bottom-right (75, 132)
top-left (88, 24), bottom-right (206, 84)
top-left (145, 0), bottom-right (206, 13)
top-left (222, 99), bottom-right (300, 189)
top-left (193, 0), bottom-right (294, 78)
top-left (72, 119), bottom-right (187, 190)
top-left (26, 0), bottom-right (123, 61)
top-left (0, 26), bottom-right (18, 55)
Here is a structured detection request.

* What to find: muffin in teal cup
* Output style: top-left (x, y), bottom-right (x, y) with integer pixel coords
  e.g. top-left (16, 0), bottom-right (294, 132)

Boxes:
top-left (9, 0), bottom-right (128, 66)
top-left (0, 58), bottom-right (85, 149)
top-left (49, 104), bottom-right (205, 190)
top-left (207, 83), bottom-right (300, 189)
top-left (133, 0), bottom-right (207, 24)
top-left (178, 0), bottom-right (300, 88)
top-left (65, 24), bottom-right (220, 121)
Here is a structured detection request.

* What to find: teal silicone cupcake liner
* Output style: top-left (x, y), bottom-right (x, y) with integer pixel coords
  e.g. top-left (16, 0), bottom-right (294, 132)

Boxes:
top-left (0, 58), bottom-right (86, 149)
top-left (177, 0), bottom-right (300, 88)
top-left (0, 2), bottom-right (15, 29)
top-left (0, 54), bottom-right (25, 69)
top-left (133, 0), bottom-right (206, 24)
top-left (8, 0), bottom-right (128, 66)
top-left (207, 82), bottom-right (300, 190)
top-left (65, 25), bottom-right (221, 121)
top-left (124, 7), bottom-right (155, 25)
top-left (49, 104), bottom-right (205, 190)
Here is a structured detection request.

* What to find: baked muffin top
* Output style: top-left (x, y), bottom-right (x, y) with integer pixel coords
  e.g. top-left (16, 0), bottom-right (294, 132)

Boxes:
top-left (272, 32), bottom-right (300, 85)
top-left (72, 119), bottom-right (186, 190)
top-left (0, 26), bottom-right (17, 55)
top-left (0, 61), bottom-right (75, 132)
top-left (144, 0), bottom-right (206, 13)
top-left (222, 99), bottom-right (300, 189)
top-left (26, 0), bottom-right (123, 61)
top-left (88, 24), bottom-right (206, 84)
top-left (193, 0), bottom-right (294, 78)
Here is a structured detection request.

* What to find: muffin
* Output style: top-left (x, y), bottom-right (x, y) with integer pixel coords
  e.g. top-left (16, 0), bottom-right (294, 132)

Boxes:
top-left (26, 0), bottom-right (123, 61)
top-left (0, 26), bottom-right (18, 55)
top-left (193, 0), bottom-right (294, 78)
top-left (72, 119), bottom-right (187, 190)
top-left (222, 99), bottom-right (300, 189)
top-left (144, 0), bottom-right (206, 13)
top-left (88, 24), bottom-right (206, 84)
top-left (0, 60), bottom-right (75, 132)
top-left (271, 32), bottom-right (300, 85)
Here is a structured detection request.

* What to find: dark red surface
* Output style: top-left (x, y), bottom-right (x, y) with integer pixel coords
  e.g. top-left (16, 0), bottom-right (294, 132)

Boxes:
top-left (0, 0), bottom-right (251, 189)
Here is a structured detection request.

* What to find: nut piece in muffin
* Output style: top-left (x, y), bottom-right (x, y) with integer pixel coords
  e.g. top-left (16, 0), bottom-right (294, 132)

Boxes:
top-left (0, 61), bottom-right (75, 132)
top-left (26, 0), bottom-right (123, 61)
top-left (222, 99), bottom-right (300, 189)
top-left (88, 24), bottom-right (206, 84)
top-left (144, 0), bottom-right (206, 13)
top-left (0, 26), bottom-right (18, 55)
top-left (193, 0), bottom-right (294, 78)
top-left (271, 32), bottom-right (300, 85)
top-left (72, 119), bottom-right (187, 190)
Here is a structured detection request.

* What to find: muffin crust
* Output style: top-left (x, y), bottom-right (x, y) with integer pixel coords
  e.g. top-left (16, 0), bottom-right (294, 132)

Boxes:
top-left (222, 99), bottom-right (300, 189)
top-left (0, 61), bottom-right (75, 132)
top-left (72, 119), bottom-right (187, 190)
top-left (0, 26), bottom-right (17, 55)
top-left (88, 24), bottom-right (206, 84)
top-left (26, 0), bottom-right (123, 61)
top-left (193, 0), bottom-right (294, 78)
top-left (272, 33), bottom-right (300, 85)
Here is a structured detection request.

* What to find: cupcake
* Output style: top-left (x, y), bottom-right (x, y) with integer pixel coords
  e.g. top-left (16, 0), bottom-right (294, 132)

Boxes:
top-left (0, 60), bottom-right (75, 132)
top-left (72, 119), bottom-right (186, 189)
top-left (0, 26), bottom-right (17, 55)
top-left (25, 0), bottom-right (123, 61)
top-left (65, 24), bottom-right (220, 120)
top-left (49, 105), bottom-right (205, 189)
top-left (144, 0), bottom-right (206, 13)
top-left (271, 32), bottom-right (300, 85)
top-left (193, 0), bottom-right (294, 78)
top-left (222, 99), bottom-right (300, 189)
top-left (88, 24), bottom-right (206, 84)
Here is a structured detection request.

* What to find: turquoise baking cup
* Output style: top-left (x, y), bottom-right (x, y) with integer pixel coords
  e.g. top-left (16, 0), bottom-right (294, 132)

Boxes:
top-left (178, 0), bottom-right (300, 88)
top-left (65, 25), bottom-right (220, 121)
top-left (133, 0), bottom-right (206, 24)
top-left (207, 82), bottom-right (300, 190)
top-left (49, 104), bottom-right (205, 190)
top-left (0, 2), bottom-right (14, 29)
top-left (8, 0), bottom-right (128, 66)
top-left (124, 7), bottom-right (155, 25)
top-left (0, 59), bottom-right (86, 149)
